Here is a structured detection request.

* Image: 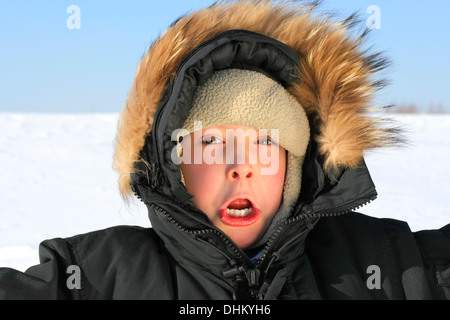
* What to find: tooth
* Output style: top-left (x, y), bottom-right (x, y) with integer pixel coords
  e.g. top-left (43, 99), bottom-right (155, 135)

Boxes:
top-left (227, 207), bottom-right (254, 218)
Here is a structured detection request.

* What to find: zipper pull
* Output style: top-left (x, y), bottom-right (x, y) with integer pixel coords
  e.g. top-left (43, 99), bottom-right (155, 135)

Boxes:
top-left (224, 264), bottom-right (263, 300)
top-left (223, 264), bottom-right (261, 287)
top-left (245, 269), bottom-right (261, 287)
top-left (223, 261), bottom-right (247, 279)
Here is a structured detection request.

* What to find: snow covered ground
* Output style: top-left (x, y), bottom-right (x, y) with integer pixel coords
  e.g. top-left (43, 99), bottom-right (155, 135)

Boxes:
top-left (0, 113), bottom-right (449, 272)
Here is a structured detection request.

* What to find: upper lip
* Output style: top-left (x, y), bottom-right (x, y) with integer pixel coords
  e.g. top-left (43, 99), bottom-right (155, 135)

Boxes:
top-left (221, 194), bottom-right (256, 211)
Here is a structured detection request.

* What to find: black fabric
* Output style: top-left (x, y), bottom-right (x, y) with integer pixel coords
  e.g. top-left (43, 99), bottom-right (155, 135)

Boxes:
top-left (1, 217), bottom-right (449, 300)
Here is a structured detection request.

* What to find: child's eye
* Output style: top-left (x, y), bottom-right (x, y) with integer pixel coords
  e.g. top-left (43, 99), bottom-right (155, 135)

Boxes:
top-left (256, 137), bottom-right (273, 145)
top-left (202, 135), bottom-right (223, 145)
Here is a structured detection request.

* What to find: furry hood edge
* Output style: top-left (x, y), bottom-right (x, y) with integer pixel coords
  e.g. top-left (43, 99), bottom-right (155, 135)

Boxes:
top-left (113, 0), bottom-right (402, 197)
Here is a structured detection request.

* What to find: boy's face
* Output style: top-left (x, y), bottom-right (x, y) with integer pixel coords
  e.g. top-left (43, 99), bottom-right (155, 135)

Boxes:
top-left (179, 126), bottom-right (286, 249)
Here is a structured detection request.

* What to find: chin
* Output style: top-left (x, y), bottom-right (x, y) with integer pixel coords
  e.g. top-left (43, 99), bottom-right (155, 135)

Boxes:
top-left (225, 228), bottom-right (261, 250)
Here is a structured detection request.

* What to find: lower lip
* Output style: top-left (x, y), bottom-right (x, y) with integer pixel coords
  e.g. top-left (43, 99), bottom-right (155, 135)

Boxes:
top-left (220, 208), bottom-right (261, 227)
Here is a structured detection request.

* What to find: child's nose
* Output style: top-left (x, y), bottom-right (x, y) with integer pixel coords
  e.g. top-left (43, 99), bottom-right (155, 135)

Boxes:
top-left (226, 134), bottom-right (256, 180)
top-left (227, 164), bottom-right (254, 181)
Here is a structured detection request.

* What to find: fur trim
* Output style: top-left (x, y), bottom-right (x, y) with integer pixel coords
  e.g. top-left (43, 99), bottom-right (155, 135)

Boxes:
top-left (113, 0), bottom-right (401, 197)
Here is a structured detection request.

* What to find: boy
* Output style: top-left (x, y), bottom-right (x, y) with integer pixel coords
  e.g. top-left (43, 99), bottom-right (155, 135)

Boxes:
top-left (1, 1), bottom-right (449, 300)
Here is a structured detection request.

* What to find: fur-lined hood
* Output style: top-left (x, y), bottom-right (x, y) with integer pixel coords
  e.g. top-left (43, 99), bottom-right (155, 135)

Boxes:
top-left (114, 0), bottom-right (400, 197)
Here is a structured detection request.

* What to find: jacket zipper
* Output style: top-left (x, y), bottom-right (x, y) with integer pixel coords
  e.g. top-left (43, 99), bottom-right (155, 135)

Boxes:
top-left (255, 192), bottom-right (378, 270)
top-left (141, 190), bottom-right (377, 266)
top-left (146, 201), bottom-right (247, 265)
top-left (139, 187), bottom-right (376, 299)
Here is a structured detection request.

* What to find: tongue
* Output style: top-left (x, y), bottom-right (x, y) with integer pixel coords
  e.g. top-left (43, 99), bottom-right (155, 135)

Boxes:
top-left (227, 199), bottom-right (252, 210)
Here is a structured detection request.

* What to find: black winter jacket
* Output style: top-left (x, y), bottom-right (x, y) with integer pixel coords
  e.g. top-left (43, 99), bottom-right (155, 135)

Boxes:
top-left (1, 209), bottom-right (449, 299)
top-left (1, 2), bottom-right (450, 300)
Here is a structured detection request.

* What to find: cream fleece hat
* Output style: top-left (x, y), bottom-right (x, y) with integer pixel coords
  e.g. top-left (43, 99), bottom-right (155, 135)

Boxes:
top-left (181, 69), bottom-right (310, 244)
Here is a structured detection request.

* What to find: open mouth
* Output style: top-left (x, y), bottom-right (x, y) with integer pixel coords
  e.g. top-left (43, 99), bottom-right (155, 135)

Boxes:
top-left (227, 198), bottom-right (253, 217)
top-left (220, 198), bottom-right (260, 227)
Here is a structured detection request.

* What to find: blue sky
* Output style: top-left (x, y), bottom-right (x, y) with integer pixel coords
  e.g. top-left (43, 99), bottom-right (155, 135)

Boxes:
top-left (0, 1), bottom-right (449, 113)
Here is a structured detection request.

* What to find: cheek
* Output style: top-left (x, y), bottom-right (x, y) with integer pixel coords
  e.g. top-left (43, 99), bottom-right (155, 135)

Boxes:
top-left (180, 163), bottom-right (223, 210)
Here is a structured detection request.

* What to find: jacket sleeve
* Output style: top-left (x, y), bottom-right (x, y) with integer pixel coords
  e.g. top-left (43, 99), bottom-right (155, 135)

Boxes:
top-left (0, 238), bottom-right (79, 300)
top-left (414, 224), bottom-right (450, 299)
